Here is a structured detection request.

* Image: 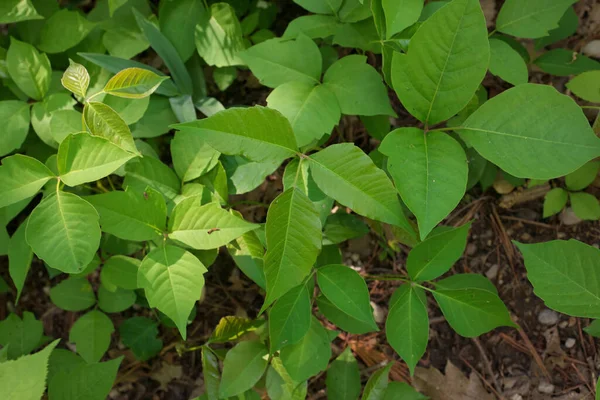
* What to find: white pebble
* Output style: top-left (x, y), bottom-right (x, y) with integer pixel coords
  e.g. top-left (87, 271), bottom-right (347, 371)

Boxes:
top-left (538, 309), bottom-right (559, 325)
top-left (565, 338), bottom-right (576, 349)
top-left (538, 381), bottom-right (554, 394)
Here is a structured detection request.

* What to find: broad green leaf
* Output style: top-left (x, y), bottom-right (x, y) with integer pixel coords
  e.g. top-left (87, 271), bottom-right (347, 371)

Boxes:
top-left (386, 285), bottom-right (428, 375)
top-left (83, 101), bottom-right (138, 154)
top-left (380, 128), bottom-right (467, 239)
top-left (406, 223), bottom-right (471, 282)
top-left (332, 19), bottom-right (381, 54)
top-left (317, 293), bottom-right (378, 334)
top-left (584, 320), bottom-right (600, 337)
top-left (119, 317), bottom-right (162, 361)
top-left (169, 199), bottom-right (258, 249)
top-left (58, 133), bottom-right (135, 187)
top-left (61, 60), bottom-right (90, 99)
top-left (138, 245), bottom-right (207, 339)
top-left (38, 9), bottom-right (95, 53)
top-left (69, 311), bottom-right (114, 363)
top-left (534, 49), bottom-right (600, 76)
top-left (566, 161), bottom-right (600, 192)
top-left (103, 68), bottom-right (169, 99)
top-left (567, 71), bottom-right (600, 103)
top-left (49, 109), bottom-right (82, 145)
top-left (496, 0), bottom-right (576, 39)
top-left (0, 0), bottom-right (42, 24)
top-left (48, 356), bottom-right (122, 400)
top-left (0, 155), bottom-right (54, 208)
top-left (223, 156), bottom-right (280, 195)
top-left (323, 212), bottom-right (369, 245)
top-left (266, 357), bottom-right (308, 400)
top-left (26, 191), bottom-right (101, 273)
top-left (228, 230), bottom-right (266, 289)
top-left (543, 188), bottom-right (568, 218)
top-left (171, 131), bottom-right (220, 182)
top-left (267, 81), bottom-right (340, 148)
top-left (0, 340), bottom-right (58, 400)
top-left (489, 38), bottom-right (528, 86)
top-left (159, 0), bottom-right (206, 61)
top-left (103, 95), bottom-right (149, 125)
top-left (213, 66), bottom-right (236, 91)
top-left (219, 341), bottom-right (269, 398)
top-left (458, 84), bottom-right (600, 179)
top-left (391, 0), bottom-right (489, 124)
top-left (293, 0), bottom-right (341, 14)
top-left (132, 96), bottom-right (179, 138)
top-left (49, 277), bottom-right (96, 312)
top-left (382, 0), bottom-right (423, 38)
top-left (208, 316), bottom-right (263, 344)
top-left (361, 115), bottom-right (391, 141)
top-left (262, 188), bottom-right (322, 308)
top-left (7, 38), bottom-right (51, 100)
top-left (283, 15), bottom-right (339, 39)
top-left (0, 100), bottom-right (30, 157)
top-left (309, 143), bottom-right (415, 236)
top-left (240, 35), bottom-right (321, 88)
top-left (173, 106), bottom-right (298, 164)
top-left (31, 93), bottom-right (77, 148)
top-left (535, 7), bottom-right (578, 49)
top-left (324, 55), bottom-right (395, 117)
top-left (100, 255), bottom-right (140, 291)
top-left (202, 346), bottom-right (220, 399)
top-left (383, 382), bottom-right (427, 400)
top-left (516, 240), bottom-right (600, 318)
top-left (195, 3), bottom-right (246, 67)
top-left (571, 192), bottom-right (600, 220)
top-left (0, 312), bottom-right (43, 359)
top-left (97, 285), bottom-right (136, 313)
top-left (317, 264), bottom-right (377, 329)
top-left (362, 363), bottom-right (393, 400)
top-left (124, 155), bottom-right (180, 202)
top-left (8, 222), bottom-right (33, 303)
top-left (432, 274), bottom-right (515, 337)
top-left (326, 347), bottom-right (361, 400)
top-left (108, 0), bottom-right (127, 16)
top-left (280, 316), bottom-right (331, 382)
top-left (269, 283), bottom-right (311, 352)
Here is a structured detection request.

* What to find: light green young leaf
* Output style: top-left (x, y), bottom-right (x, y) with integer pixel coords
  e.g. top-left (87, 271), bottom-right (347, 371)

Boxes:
top-left (266, 357), bottom-right (308, 400)
top-left (406, 223), bottom-right (471, 282)
top-left (240, 35), bottom-right (321, 88)
top-left (380, 128), bottom-right (467, 240)
top-left (458, 84), bottom-right (600, 179)
top-left (103, 95), bottom-right (149, 125)
top-left (293, 0), bottom-right (341, 14)
top-left (213, 66), bottom-right (236, 91)
top-left (326, 347), bottom-right (361, 400)
top-left (159, 0), bottom-right (206, 62)
top-left (269, 283), bottom-right (311, 352)
top-left (382, 0), bottom-right (423, 38)
top-left (8, 222), bottom-right (33, 304)
top-left (7, 37), bottom-right (51, 100)
top-left (124, 155), bottom-right (181, 203)
top-left (61, 60), bottom-right (90, 99)
top-left (38, 9), bottom-right (95, 53)
top-left (283, 15), bottom-right (339, 39)
top-left (0, 340), bottom-right (58, 400)
top-left (103, 68), bottom-right (169, 99)
top-left (543, 188), bottom-right (568, 218)
top-left (171, 131), bottom-right (220, 182)
top-left (49, 109), bottom-right (82, 145)
top-left (0, 155), bottom-right (54, 209)
top-left (267, 81), bottom-right (340, 148)
top-left (0, 0), bottom-right (42, 24)
top-left (383, 382), bottom-right (427, 400)
top-left (31, 93), bottom-right (78, 148)
top-left (119, 316), bottom-right (162, 361)
top-left (262, 188), bottom-right (322, 308)
top-left (138, 245), bottom-right (207, 339)
top-left (100, 255), bottom-right (140, 291)
top-left (566, 161), bottom-right (600, 192)
top-left (0, 100), bottom-right (30, 157)
top-left (26, 191), bottom-right (101, 274)
top-left (173, 106), bottom-right (298, 164)
top-left (97, 285), bottom-right (136, 313)
top-left (324, 55), bottom-right (395, 117)
top-left (208, 316), bottom-right (263, 344)
top-left (534, 49), bottom-right (600, 77)
top-left (0, 312), bottom-right (43, 360)
top-left (566, 71), bottom-right (600, 103)
top-left (219, 341), bottom-right (269, 398)
top-left (309, 143), bottom-right (415, 237)
top-left (391, 0), bottom-right (489, 124)
top-left (362, 363), bottom-right (393, 400)
top-left (489, 38), bottom-right (528, 86)
top-left (49, 277), bottom-right (96, 312)
top-left (570, 192), bottom-right (600, 220)
top-left (69, 310), bottom-right (114, 364)
top-left (496, 0), bottom-right (576, 39)
top-left (386, 285), bottom-right (428, 375)
top-left (48, 356), bottom-right (122, 400)
top-left (83, 101), bottom-right (139, 154)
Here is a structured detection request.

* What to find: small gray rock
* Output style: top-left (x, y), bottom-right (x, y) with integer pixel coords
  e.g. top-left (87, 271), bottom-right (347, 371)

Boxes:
top-left (538, 309), bottom-right (559, 325)
top-left (538, 381), bottom-right (554, 394)
top-left (565, 338), bottom-right (576, 349)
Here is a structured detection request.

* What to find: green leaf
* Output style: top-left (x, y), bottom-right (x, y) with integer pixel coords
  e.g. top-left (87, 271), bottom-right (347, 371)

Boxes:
top-left (324, 55), bottom-right (395, 117)
top-left (406, 223), bottom-right (471, 282)
top-left (223, 156), bottom-right (280, 195)
top-left (317, 264), bottom-right (377, 329)
top-left (566, 161), bottom-right (600, 191)
top-left (308, 143), bottom-right (415, 236)
top-left (326, 347), bottom-right (361, 400)
top-left (98, 285), bottom-right (136, 313)
top-left (267, 81), bottom-right (340, 148)
top-left (317, 294), bottom-right (375, 334)
top-left (584, 320), bottom-right (600, 338)
top-left (496, 0), bottom-right (576, 39)
top-left (0, 155), bottom-right (54, 209)
top-left (535, 7), bottom-right (578, 49)
top-left (171, 131), bottom-right (220, 182)
top-left (119, 316), bottom-right (162, 361)
top-left (173, 106), bottom-right (298, 164)
top-left (213, 66), bottom-right (236, 91)
top-left (138, 245), bottom-right (207, 339)
top-left (208, 316), bottom-right (263, 344)
top-left (391, 0), bottom-right (489, 124)
top-left (159, 0), bottom-right (206, 62)
top-left (38, 9), bottom-right (95, 53)
top-left (27, 191), bottom-right (101, 273)
top-left (83, 101), bottom-right (138, 154)
top-left (567, 71), bottom-right (600, 103)
top-left (543, 188), bottom-right (568, 218)
top-left (0, 312), bottom-right (43, 359)
top-left (266, 357), bottom-right (308, 400)
top-left (0, 340), bottom-right (58, 400)
top-left (30, 93), bottom-right (77, 148)
top-left (49, 109), bottom-right (82, 145)
top-left (283, 15), bottom-right (339, 39)
top-left (386, 285), bottom-right (428, 375)
top-left (0, 0), bottom-right (42, 24)
top-left (108, 0), bottom-right (127, 16)
top-left (103, 67), bottom-right (169, 99)
top-left (8, 222), bottom-right (33, 304)
top-left (228, 230), bottom-right (266, 289)
top-left (262, 187), bottom-right (322, 308)
top-left (100, 255), bottom-right (140, 291)
top-left (50, 277), bottom-right (96, 312)
top-left (7, 37), bottom-right (51, 100)
top-left (570, 192), bottom-right (600, 221)
top-left (61, 60), bottom-right (90, 99)
top-left (323, 212), bottom-right (369, 245)
top-left (201, 346), bottom-right (220, 400)
top-left (104, 95), bottom-right (149, 125)
top-left (432, 274), bottom-right (515, 337)
top-left (380, 128), bottom-right (467, 240)
top-left (534, 49), bottom-right (600, 77)
top-left (219, 341), bottom-right (269, 398)
top-left (382, 0), bottom-right (423, 38)
top-left (124, 156), bottom-right (180, 203)
top-left (332, 19), bottom-right (381, 54)
top-left (293, 0), bottom-right (341, 14)
top-left (362, 363), bottom-right (393, 400)
top-left (195, 3), bottom-right (246, 68)
top-left (0, 100), bottom-right (31, 157)
top-left (240, 35), bottom-right (321, 88)
top-left (383, 382), bottom-right (427, 400)
top-left (489, 38), bottom-right (528, 86)
top-left (280, 316), bottom-right (331, 382)
top-left (269, 283), bottom-right (312, 352)
top-left (458, 84), bottom-right (600, 179)
top-left (58, 133), bottom-right (135, 187)
top-left (69, 310), bottom-right (114, 364)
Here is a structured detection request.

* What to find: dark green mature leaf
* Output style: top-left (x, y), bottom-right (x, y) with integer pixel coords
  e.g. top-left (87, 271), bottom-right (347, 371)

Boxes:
top-left (458, 84), bottom-right (600, 179)
top-left (566, 161), bottom-right (600, 191)
top-left (50, 277), bottom-right (96, 312)
top-left (38, 9), bottom-right (95, 53)
top-left (567, 71), bottom-right (600, 103)
top-left (383, 382), bottom-right (427, 400)
top-left (103, 68), bottom-right (169, 99)
top-left (534, 49), bottom-right (600, 77)
top-left (362, 362), bottom-right (393, 400)
top-left (0, 312), bottom-right (43, 359)
top-left (202, 346), bottom-right (220, 400)
top-left (69, 310), bottom-right (114, 363)
top-left (584, 320), bottom-right (600, 338)
top-left (535, 7), bottom-right (578, 49)
top-left (100, 255), bottom-right (140, 291)
top-left (223, 156), bottom-right (280, 195)
top-left (496, 0), bottom-right (576, 39)
top-left (326, 347), bottom-right (361, 400)
top-left (7, 37), bottom-right (51, 100)
top-left (171, 131), bottom-right (220, 182)
top-left (0, 155), bottom-right (54, 209)
top-left (0, 0), bottom-right (42, 24)
top-left (0, 100), bottom-right (30, 157)
top-left (386, 285), bottom-right (428, 375)
top-left (84, 101), bottom-right (139, 154)
top-left (159, 0), bottom-right (206, 62)
top-left (48, 356), bottom-right (122, 400)
top-left (293, 0), bottom-right (341, 14)
top-left (317, 294), bottom-right (378, 334)
top-left (124, 156), bottom-right (181, 202)
top-left (269, 283), bottom-right (311, 352)
top-left (8, 222), bottom-right (33, 303)
top-left (392, 0), bottom-right (489, 124)
top-left (219, 341), bottom-right (269, 398)
top-left (323, 212), bottom-right (369, 245)
top-left (228, 230), bottom-right (266, 289)
top-left (98, 285), bottom-right (136, 313)
top-left (489, 38), bottom-right (529, 86)
top-left (119, 317), bottom-right (162, 361)
top-left (571, 192), bottom-right (600, 221)
top-left (266, 357), bottom-right (308, 400)
top-left (543, 188), bottom-right (568, 218)
top-left (283, 15), bottom-right (339, 39)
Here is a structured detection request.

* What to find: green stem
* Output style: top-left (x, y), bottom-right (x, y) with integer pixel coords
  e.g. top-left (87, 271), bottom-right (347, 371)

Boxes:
top-left (428, 126), bottom-right (462, 133)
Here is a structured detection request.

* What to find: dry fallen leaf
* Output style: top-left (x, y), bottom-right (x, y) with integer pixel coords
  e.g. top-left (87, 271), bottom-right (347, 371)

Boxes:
top-left (412, 360), bottom-right (494, 400)
top-left (151, 363), bottom-right (183, 391)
